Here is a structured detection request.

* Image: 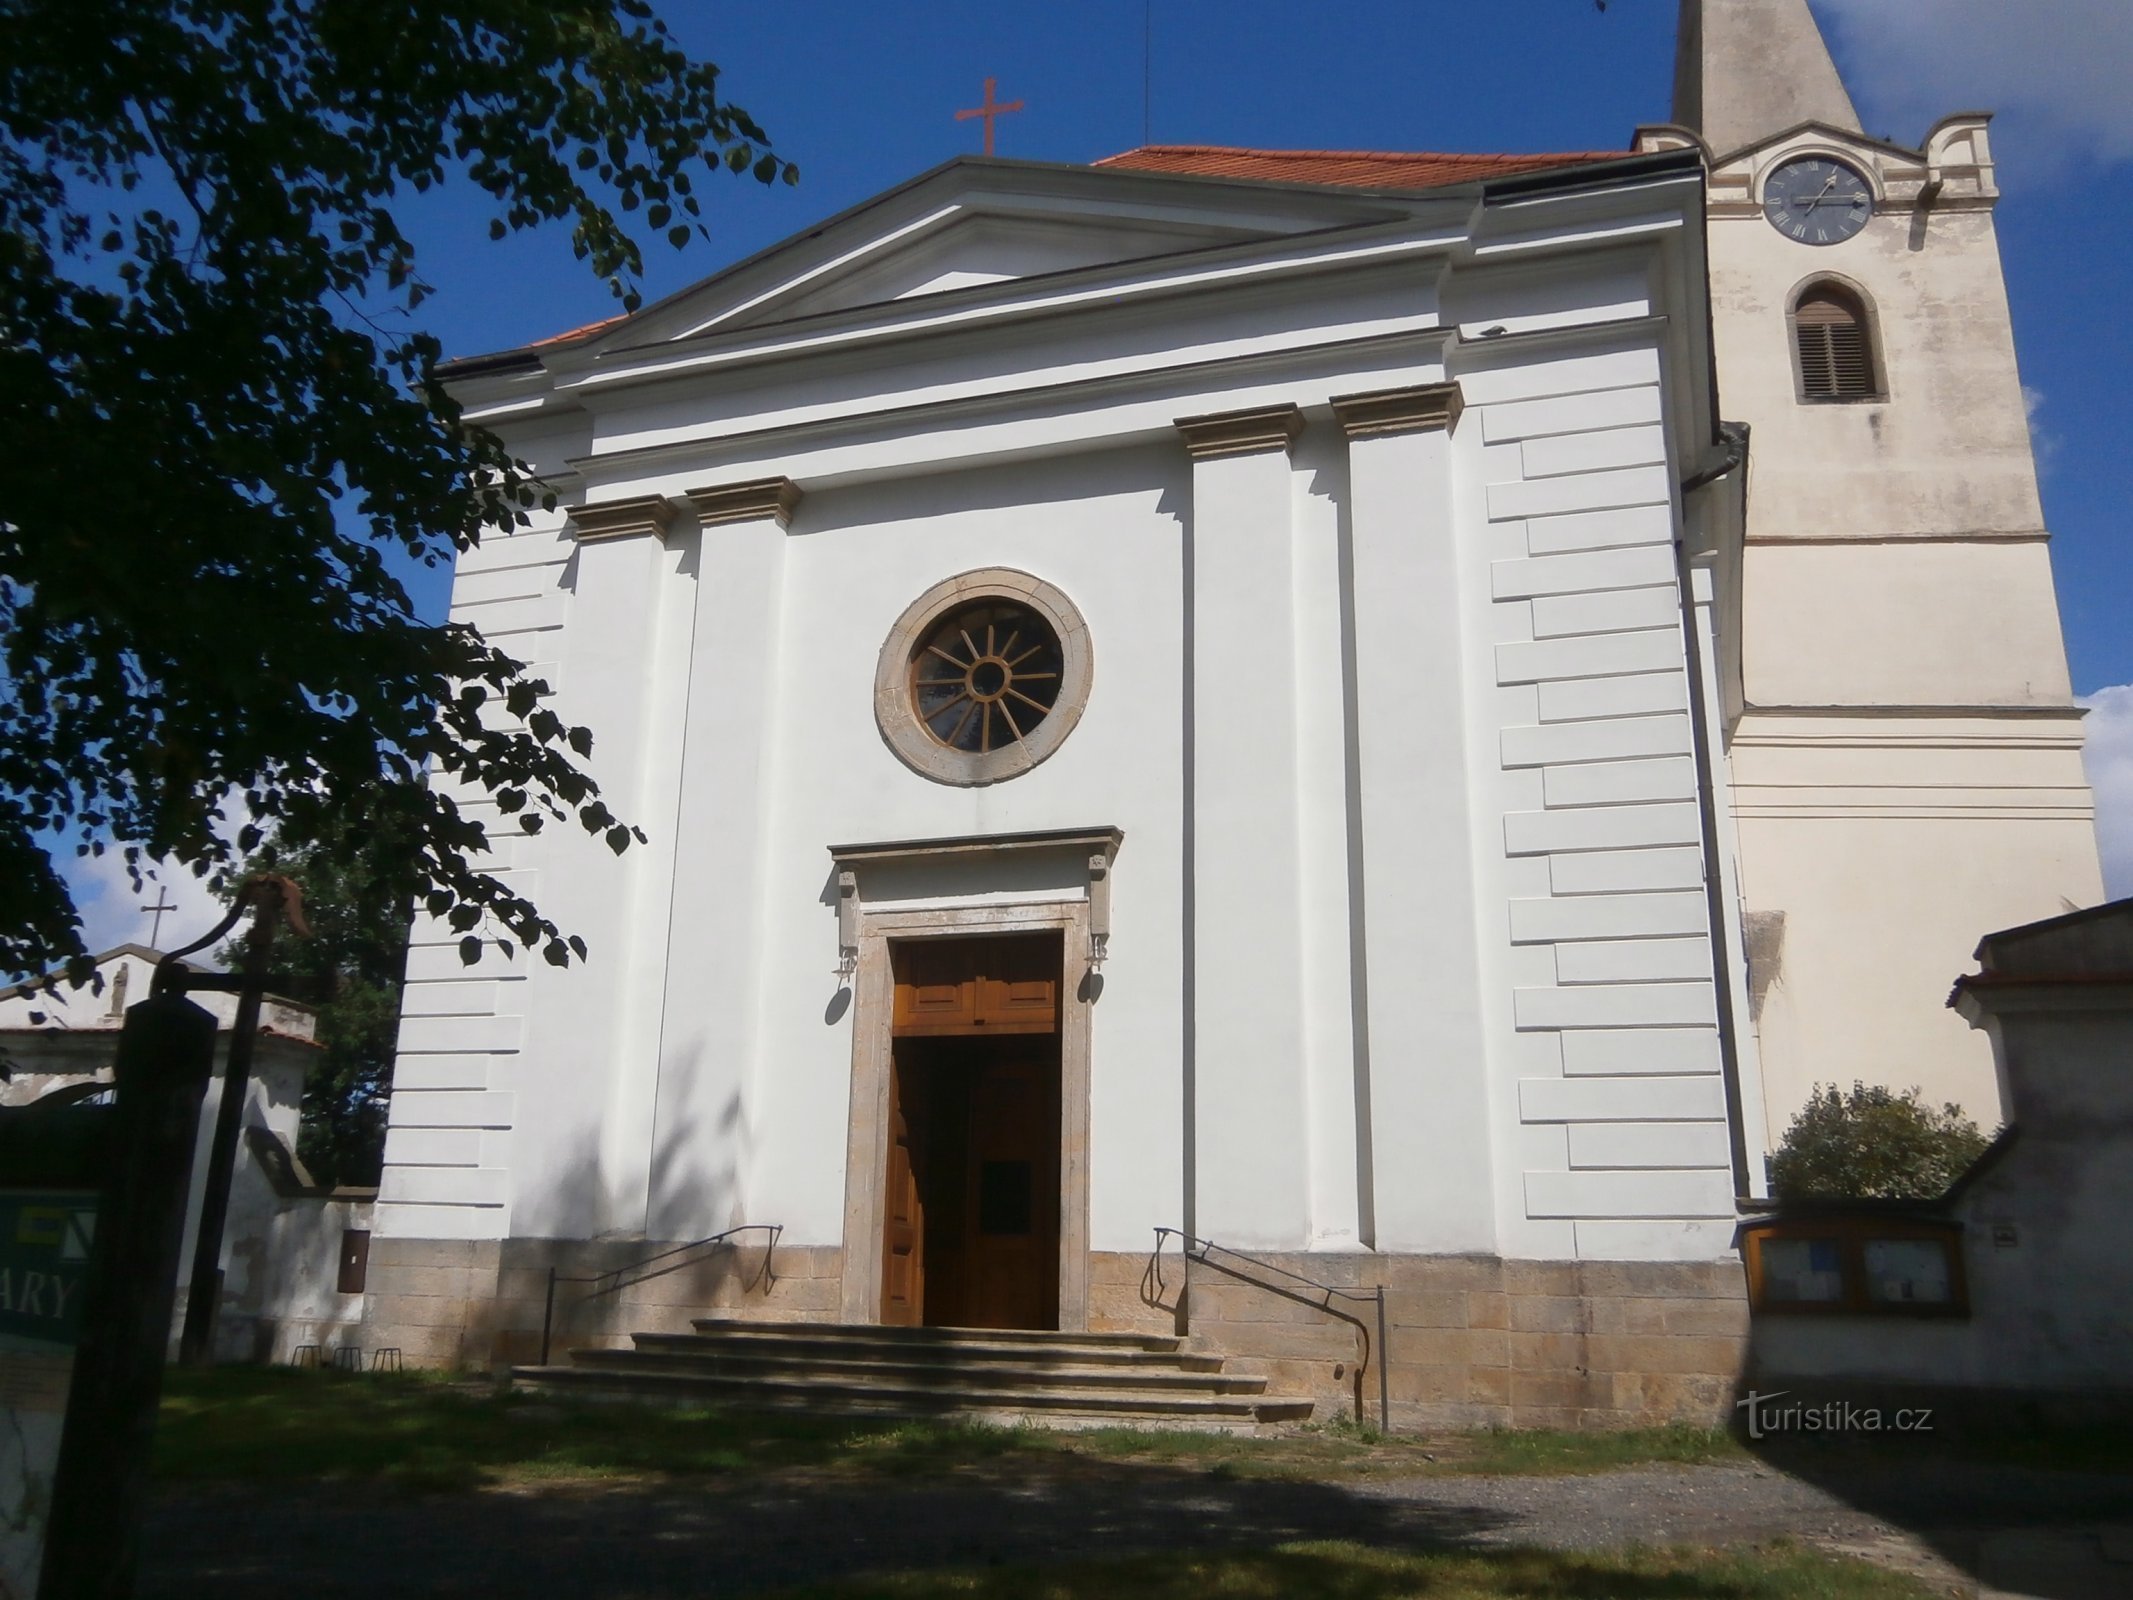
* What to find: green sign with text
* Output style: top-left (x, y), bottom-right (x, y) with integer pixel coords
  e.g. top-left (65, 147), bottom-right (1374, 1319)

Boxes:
top-left (0, 1189), bottom-right (97, 1346)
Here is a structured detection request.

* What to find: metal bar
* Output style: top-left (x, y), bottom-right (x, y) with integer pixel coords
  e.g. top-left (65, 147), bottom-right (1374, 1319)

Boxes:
top-left (584, 1223), bottom-right (779, 1294)
top-left (537, 1224), bottom-right (783, 1368)
top-left (540, 1266), bottom-right (557, 1366)
top-left (1376, 1286), bottom-right (1391, 1436)
top-left (1160, 1226), bottom-right (1376, 1303)
top-left (1156, 1226), bottom-right (1393, 1432)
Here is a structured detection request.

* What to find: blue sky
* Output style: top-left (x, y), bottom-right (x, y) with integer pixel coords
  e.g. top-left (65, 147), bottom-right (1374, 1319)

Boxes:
top-left (61, 0), bottom-right (2133, 950)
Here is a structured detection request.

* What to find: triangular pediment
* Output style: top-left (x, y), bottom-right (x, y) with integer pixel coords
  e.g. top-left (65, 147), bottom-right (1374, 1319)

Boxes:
top-left (730, 208), bottom-right (1274, 327)
top-left (1713, 118), bottom-right (1926, 170)
top-left (559, 158), bottom-right (1430, 356)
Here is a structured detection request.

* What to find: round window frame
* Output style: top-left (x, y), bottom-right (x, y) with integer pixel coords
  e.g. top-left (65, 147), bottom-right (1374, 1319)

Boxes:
top-left (874, 569), bottom-right (1093, 786)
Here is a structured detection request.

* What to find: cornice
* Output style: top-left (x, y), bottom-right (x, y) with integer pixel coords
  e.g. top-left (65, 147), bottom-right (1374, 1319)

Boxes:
top-left (562, 216), bottom-right (1461, 401)
top-left (829, 826), bottom-right (1123, 867)
top-left (563, 324), bottom-right (1453, 490)
top-left (1331, 381), bottom-right (1463, 439)
top-left (686, 477), bottom-right (802, 529)
top-left (568, 494), bottom-right (681, 544)
top-left (1175, 404), bottom-right (1305, 460)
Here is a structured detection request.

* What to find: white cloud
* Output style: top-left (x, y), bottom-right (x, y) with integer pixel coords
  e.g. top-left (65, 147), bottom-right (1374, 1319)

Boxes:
top-left (1817, 0), bottom-right (2133, 175)
top-left (65, 845), bottom-right (232, 959)
top-left (51, 789), bottom-right (259, 962)
top-left (2080, 684), bottom-right (2133, 900)
top-left (2021, 385), bottom-right (2060, 475)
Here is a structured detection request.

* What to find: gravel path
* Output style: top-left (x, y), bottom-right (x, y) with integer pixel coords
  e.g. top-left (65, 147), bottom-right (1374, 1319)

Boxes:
top-left (140, 1458), bottom-right (2133, 1599)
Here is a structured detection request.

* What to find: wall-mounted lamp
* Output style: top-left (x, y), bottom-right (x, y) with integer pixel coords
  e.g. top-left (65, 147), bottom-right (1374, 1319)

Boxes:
top-left (835, 868), bottom-right (859, 980)
top-left (1088, 851), bottom-right (1112, 969)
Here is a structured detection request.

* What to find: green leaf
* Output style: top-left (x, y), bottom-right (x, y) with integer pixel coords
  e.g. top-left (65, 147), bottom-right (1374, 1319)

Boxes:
top-left (0, 0), bottom-right (791, 996)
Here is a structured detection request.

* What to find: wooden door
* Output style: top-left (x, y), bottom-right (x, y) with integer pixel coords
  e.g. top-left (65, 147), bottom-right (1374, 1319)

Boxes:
top-left (963, 1053), bottom-right (1060, 1331)
top-left (892, 936), bottom-right (1058, 1037)
top-left (879, 1062), bottom-right (924, 1326)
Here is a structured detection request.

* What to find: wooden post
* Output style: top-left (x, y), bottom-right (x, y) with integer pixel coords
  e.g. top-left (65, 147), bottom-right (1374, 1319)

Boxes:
top-left (39, 991), bottom-right (216, 1600)
top-left (177, 877), bottom-right (302, 1365)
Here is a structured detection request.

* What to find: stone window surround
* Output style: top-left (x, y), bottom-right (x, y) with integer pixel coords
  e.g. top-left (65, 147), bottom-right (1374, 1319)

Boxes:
top-left (829, 828), bottom-right (1123, 1330)
top-left (874, 568), bottom-right (1094, 787)
top-left (1786, 272), bottom-right (1886, 405)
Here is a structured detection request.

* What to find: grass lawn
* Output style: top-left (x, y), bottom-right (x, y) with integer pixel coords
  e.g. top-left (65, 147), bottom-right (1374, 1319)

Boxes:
top-left (758, 1539), bottom-right (1941, 1598)
top-left (156, 1368), bottom-right (2133, 1494)
top-left (153, 1367), bottom-right (1746, 1491)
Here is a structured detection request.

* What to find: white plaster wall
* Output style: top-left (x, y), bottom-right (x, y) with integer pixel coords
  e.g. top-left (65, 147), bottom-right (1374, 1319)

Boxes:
top-left (1731, 737), bottom-right (2102, 1132)
top-left (1741, 540), bottom-right (2072, 709)
top-left (1458, 340), bottom-right (1739, 1264)
top-left (738, 446), bottom-right (1191, 1252)
top-left (379, 494), bottom-right (575, 1242)
top-left (250, 1195), bottom-right (372, 1359)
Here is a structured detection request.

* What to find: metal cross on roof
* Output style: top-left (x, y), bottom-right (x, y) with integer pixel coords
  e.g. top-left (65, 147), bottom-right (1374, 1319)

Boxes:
top-left (954, 77), bottom-right (1024, 157)
top-left (141, 886), bottom-right (178, 950)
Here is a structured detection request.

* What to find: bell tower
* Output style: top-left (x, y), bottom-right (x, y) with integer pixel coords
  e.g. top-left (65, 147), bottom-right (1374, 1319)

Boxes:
top-left (1642, 0), bottom-right (2103, 1137)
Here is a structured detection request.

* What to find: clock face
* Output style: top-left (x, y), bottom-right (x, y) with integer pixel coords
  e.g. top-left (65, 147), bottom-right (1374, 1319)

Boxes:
top-left (1762, 157), bottom-right (1873, 246)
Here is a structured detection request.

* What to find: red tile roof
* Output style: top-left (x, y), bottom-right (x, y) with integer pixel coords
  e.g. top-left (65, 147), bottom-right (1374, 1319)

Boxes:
top-left (1094, 145), bottom-right (1620, 189)
top-left (528, 314), bottom-right (627, 349)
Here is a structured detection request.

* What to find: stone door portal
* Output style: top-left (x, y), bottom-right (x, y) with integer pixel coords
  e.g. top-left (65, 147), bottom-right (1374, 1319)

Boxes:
top-left (883, 933), bottom-right (1062, 1330)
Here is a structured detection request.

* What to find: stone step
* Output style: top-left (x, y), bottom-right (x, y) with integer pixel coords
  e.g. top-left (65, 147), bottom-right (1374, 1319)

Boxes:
top-left (511, 1315), bottom-right (1316, 1432)
top-left (687, 1318), bottom-right (1184, 1354)
top-left (646, 1327), bottom-right (1223, 1371)
top-left (568, 1344), bottom-right (1264, 1395)
top-left (511, 1362), bottom-right (1315, 1429)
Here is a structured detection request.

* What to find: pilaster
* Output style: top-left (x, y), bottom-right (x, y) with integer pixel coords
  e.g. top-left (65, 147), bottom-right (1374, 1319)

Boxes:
top-left (1176, 405), bottom-right (1311, 1250)
top-left (646, 477), bottom-right (801, 1239)
top-left (514, 492), bottom-right (687, 1238)
top-left (1335, 383), bottom-right (1496, 1253)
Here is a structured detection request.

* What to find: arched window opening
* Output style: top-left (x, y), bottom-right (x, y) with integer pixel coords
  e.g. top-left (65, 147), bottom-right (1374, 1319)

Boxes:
top-left (1793, 283), bottom-right (1879, 402)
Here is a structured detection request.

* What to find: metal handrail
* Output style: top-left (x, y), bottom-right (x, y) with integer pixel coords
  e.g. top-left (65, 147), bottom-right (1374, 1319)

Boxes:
top-left (538, 1223), bottom-right (782, 1365)
top-left (1151, 1226), bottom-right (1391, 1434)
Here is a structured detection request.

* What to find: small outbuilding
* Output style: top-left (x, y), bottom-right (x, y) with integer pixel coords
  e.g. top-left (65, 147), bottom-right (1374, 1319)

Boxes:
top-left (0, 945), bottom-right (374, 1362)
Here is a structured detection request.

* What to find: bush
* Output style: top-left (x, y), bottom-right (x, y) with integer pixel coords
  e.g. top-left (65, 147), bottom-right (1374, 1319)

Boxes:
top-left (1768, 1081), bottom-right (1994, 1201)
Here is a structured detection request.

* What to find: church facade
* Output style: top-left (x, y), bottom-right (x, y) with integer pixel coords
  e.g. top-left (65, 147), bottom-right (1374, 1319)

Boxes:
top-left (358, 1), bottom-right (2102, 1427)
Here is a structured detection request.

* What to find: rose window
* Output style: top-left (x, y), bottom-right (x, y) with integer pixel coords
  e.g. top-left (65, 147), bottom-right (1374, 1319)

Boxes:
top-left (911, 600), bottom-right (1065, 754)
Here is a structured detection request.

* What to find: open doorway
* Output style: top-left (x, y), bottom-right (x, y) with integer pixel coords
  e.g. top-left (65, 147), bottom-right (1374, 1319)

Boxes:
top-left (882, 932), bottom-right (1062, 1331)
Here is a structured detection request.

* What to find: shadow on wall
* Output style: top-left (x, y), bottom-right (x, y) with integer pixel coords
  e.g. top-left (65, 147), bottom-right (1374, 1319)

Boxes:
top-left (490, 1109), bottom-right (751, 1367)
top-left (642, 1036), bottom-right (745, 1246)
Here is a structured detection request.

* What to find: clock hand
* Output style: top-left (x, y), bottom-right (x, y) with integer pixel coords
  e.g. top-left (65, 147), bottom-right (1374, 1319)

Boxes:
top-left (1794, 172), bottom-right (1841, 209)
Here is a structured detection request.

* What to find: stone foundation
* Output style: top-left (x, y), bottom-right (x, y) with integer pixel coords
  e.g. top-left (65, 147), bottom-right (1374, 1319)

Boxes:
top-left (359, 1237), bottom-right (1747, 1427)
top-left (1093, 1250), bottom-right (1749, 1430)
top-left (358, 1235), bottom-right (843, 1368)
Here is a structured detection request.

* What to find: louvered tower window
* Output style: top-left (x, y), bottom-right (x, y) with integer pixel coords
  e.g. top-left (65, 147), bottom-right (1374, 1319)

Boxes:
top-left (1794, 284), bottom-right (1879, 401)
